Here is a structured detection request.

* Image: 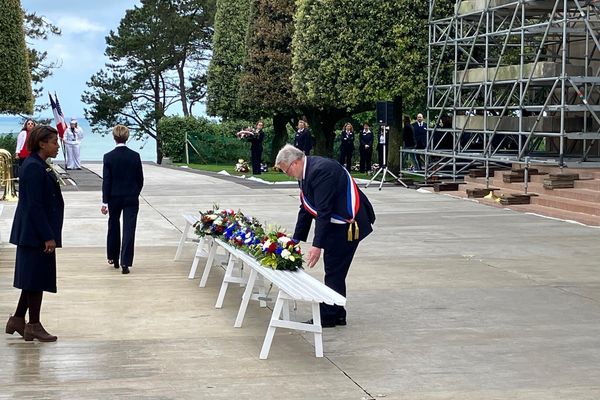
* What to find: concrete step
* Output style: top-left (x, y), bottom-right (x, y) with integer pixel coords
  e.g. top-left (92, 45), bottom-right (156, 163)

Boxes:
top-left (574, 179), bottom-right (600, 190)
top-left (531, 195), bottom-right (600, 216)
top-left (466, 175), bottom-right (600, 200)
top-left (428, 182), bottom-right (600, 226)
top-left (508, 203), bottom-right (600, 226)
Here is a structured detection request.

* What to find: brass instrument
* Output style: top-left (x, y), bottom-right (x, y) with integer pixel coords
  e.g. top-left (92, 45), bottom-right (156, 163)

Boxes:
top-left (0, 149), bottom-right (18, 201)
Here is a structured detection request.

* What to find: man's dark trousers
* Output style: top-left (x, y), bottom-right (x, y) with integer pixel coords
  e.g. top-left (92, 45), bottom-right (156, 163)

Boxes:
top-left (107, 196), bottom-right (139, 267)
top-left (321, 223), bottom-right (360, 323)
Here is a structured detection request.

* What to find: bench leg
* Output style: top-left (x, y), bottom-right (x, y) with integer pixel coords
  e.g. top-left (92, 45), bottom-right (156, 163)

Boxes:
top-left (174, 221), bottom-right (191, 261)
top-left (199, 240), bottom-right (217, 287)
top-left (258, 280), bottom-right (267, 308)
top-left (187, 237), bottom-right (205, 279)
top-left (259, 291), bottom-right (286, 360)
top-left (282, 300), bottom-right (291, 321)
top-left (311, 302), bottom-right (323, 357)
top-left (234, 268), bottom-right (258, 328)
top-left (215, 254), bottom-right (236, 308)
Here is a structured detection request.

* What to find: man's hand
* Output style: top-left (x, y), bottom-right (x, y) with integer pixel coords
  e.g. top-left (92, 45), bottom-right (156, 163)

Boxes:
top-left (100, 205), bottom-right (108, 215)
top-left (44, 240), bottom-right (56, 254)
top-left (307, 246), bottom-right (322, 268)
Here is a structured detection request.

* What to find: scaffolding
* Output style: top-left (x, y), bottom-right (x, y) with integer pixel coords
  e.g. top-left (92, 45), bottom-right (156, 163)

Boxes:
top-left (402, 0), bottom-right (600, 183)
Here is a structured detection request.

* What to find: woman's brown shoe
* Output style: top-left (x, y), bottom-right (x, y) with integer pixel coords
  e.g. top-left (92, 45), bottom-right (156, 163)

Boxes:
top-left (24, 322), bottom-right (57, 342)
top-left (5, 316), bottom-right (26, 337)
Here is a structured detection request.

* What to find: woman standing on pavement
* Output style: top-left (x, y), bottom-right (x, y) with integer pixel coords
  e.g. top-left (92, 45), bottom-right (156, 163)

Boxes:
top-left (6, 126), bottom-right (64, 342)
top-left (15, 119), bottom-right (36, 166)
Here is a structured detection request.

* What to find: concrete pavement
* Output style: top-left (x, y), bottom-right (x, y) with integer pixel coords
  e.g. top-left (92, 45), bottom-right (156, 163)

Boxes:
top-left (1, 163), bottom-right (600, 399)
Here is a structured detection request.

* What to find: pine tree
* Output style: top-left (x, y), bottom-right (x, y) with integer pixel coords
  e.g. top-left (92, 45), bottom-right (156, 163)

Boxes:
top-left (0, 0), bottom-right (33, 114)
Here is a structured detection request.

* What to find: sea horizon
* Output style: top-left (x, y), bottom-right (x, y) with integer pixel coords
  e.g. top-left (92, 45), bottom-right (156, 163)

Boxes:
top-left (0, 115), bottom-right (158, 162)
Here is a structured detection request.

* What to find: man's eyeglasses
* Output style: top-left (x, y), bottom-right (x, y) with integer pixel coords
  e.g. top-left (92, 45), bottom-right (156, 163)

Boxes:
top-left (281, 160), bottom-right (296, 175)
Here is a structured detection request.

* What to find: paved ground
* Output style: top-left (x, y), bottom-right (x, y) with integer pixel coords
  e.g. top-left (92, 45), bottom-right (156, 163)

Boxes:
top-left (1, 163), bottom-right (600, 399)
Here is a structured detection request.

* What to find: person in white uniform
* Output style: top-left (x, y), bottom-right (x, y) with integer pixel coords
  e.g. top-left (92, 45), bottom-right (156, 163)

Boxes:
top-left (65, 118), bottom-right (84, 170)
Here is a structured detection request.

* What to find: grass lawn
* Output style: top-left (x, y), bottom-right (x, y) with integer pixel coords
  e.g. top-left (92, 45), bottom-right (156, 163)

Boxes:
top-left (176, 163), bottom-right (421, 184)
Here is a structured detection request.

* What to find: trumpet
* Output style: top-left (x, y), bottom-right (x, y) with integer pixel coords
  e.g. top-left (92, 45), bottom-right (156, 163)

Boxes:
top-left (0, 149), bottom-right (18, 201)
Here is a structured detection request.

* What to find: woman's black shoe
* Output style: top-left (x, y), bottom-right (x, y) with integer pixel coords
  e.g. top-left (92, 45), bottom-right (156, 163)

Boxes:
top-left (122, 266), bottom-right (130, 274)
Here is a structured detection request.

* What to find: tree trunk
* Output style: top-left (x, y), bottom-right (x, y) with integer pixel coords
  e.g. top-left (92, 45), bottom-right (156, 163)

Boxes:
top-left (154, 73), bottom-right (164, 164)
top-left (305, 107), bottom-right (346, 157)
top-left (386, 95), bottom-right (403, 174)
top-left (177, 62), bottom-right (189, 117)
top-left (270, 113), bottom-right (289, 165)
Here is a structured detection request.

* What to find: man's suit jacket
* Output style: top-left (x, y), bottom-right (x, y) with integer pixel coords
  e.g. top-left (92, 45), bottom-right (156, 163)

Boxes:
top-left (294, 129), bottom-right (312, 155)
top-left (412, 121), bottom-right (427, 149)
top-left (10, 153), bottom-right (64, 247)
top-left (293, 156), bottom-right (375, 249)
top-left (102, 146), bottom-right (144, 204)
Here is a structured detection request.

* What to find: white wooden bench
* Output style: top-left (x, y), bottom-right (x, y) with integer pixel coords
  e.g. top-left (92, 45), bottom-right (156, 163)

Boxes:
top-left (212, 238), bottom-right (346, 359)
top-left (174, 213), bottom-right (227, 281)
top-left (173, 213), bottom-right (201, 261)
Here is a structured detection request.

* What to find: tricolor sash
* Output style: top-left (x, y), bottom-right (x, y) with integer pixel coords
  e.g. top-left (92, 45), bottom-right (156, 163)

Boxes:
top-left (300, 168), bottom-right (360, 241)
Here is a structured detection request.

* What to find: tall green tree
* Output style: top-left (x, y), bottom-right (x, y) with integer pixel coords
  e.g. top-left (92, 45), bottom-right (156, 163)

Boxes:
top-left (205, 0), bottom-right (251, 119)
top-left (83, 0), bottom-right (214, 163)
top-left (0, 0), bottom-right (33, 114)
top-left (238, 0), bottom-right (297, 163)
top-left (384, 0), bottom-right (453, 171)
top-left (292, 0), bottom-right (452, 168)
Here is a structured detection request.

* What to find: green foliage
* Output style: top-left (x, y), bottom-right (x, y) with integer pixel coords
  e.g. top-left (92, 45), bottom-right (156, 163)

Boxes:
top-left (0, 134), bottom-right (18, 154)
top-left (291, 0), bottom-right (399, 109)
top-left (238, 0), bottom-right (296, 115)
top-left (160, 115), bottom-right (281, 164)
top-left (206, 0), bottom-right (251, 118)
top-left (159, 115), bottom-right (214, 162)
top-left (0, 0), bottom-right (33, 114)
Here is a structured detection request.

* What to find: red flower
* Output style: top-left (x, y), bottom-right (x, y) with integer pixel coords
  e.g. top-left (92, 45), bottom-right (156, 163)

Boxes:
top-left (267, 242), bottom-right (278, 253)
top-left (276, 232), bottom-right (286, 238)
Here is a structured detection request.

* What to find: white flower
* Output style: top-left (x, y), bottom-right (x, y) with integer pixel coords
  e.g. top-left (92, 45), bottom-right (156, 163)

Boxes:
top-left (281, 249), bottom-right (291, 259)
top-left (289, 255), bottom-right (295, 262)
top-left (277, 236), bottom-right (291, 245)
top-left (262, 240), bottom-right (272, 251)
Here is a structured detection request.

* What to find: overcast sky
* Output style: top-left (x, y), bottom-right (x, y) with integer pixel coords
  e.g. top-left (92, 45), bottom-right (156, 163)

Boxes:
top-left (21, 1), bottom-right (138, 120)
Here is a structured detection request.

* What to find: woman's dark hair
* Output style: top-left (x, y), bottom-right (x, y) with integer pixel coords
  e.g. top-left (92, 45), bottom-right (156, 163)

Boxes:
top-left (21, 119), bottom-right (35, 132)
top-left (403, 115), bottom-right (411, 125)
top-left (26, 125), bottom-right (58, 153)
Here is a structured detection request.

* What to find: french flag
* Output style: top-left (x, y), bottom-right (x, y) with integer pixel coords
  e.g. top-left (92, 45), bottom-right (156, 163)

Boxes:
top-left (48, 92), bottom-right (67, 139)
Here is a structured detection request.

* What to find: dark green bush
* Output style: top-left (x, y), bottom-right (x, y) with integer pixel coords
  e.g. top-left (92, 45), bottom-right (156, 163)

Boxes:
top-left (160, 116), bottom-right (277, 165)
top-left (0, 133), bottom-right (17, 155)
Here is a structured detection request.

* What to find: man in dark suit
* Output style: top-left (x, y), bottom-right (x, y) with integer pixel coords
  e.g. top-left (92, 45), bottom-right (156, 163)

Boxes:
top-left (101, 125), bottom-right (144, 275)
top-left (276, 144), bottom-right (376, 327)
top-left (412, 113), bottom-right (427, 149)
top-left (293, 120), bottom-right (312, 156)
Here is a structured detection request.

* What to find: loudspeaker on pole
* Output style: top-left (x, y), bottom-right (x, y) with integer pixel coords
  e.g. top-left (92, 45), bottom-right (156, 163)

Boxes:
top-left (376, 101), bottom-right (395, 125)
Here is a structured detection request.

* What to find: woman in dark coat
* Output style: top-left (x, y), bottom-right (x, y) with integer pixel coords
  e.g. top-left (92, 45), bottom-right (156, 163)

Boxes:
top-left (294, 120), bottom-right (312, 156)
top-left (359, 123), bottom-right (374, 173)
top-left (247, 121), bottom-right (265, 175)
top-left (6, 126), bottom-right (64, 342)
top-left (338, 122), bottom-right (355, 171)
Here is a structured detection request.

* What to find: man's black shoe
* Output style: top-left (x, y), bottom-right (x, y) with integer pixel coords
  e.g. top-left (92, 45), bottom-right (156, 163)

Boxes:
top-left (336, 317), bottom-right (347, 326)
top-left (303, 319), bottom-right (336, 328)
top-left (122, 266), bottom-right (130, 274)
